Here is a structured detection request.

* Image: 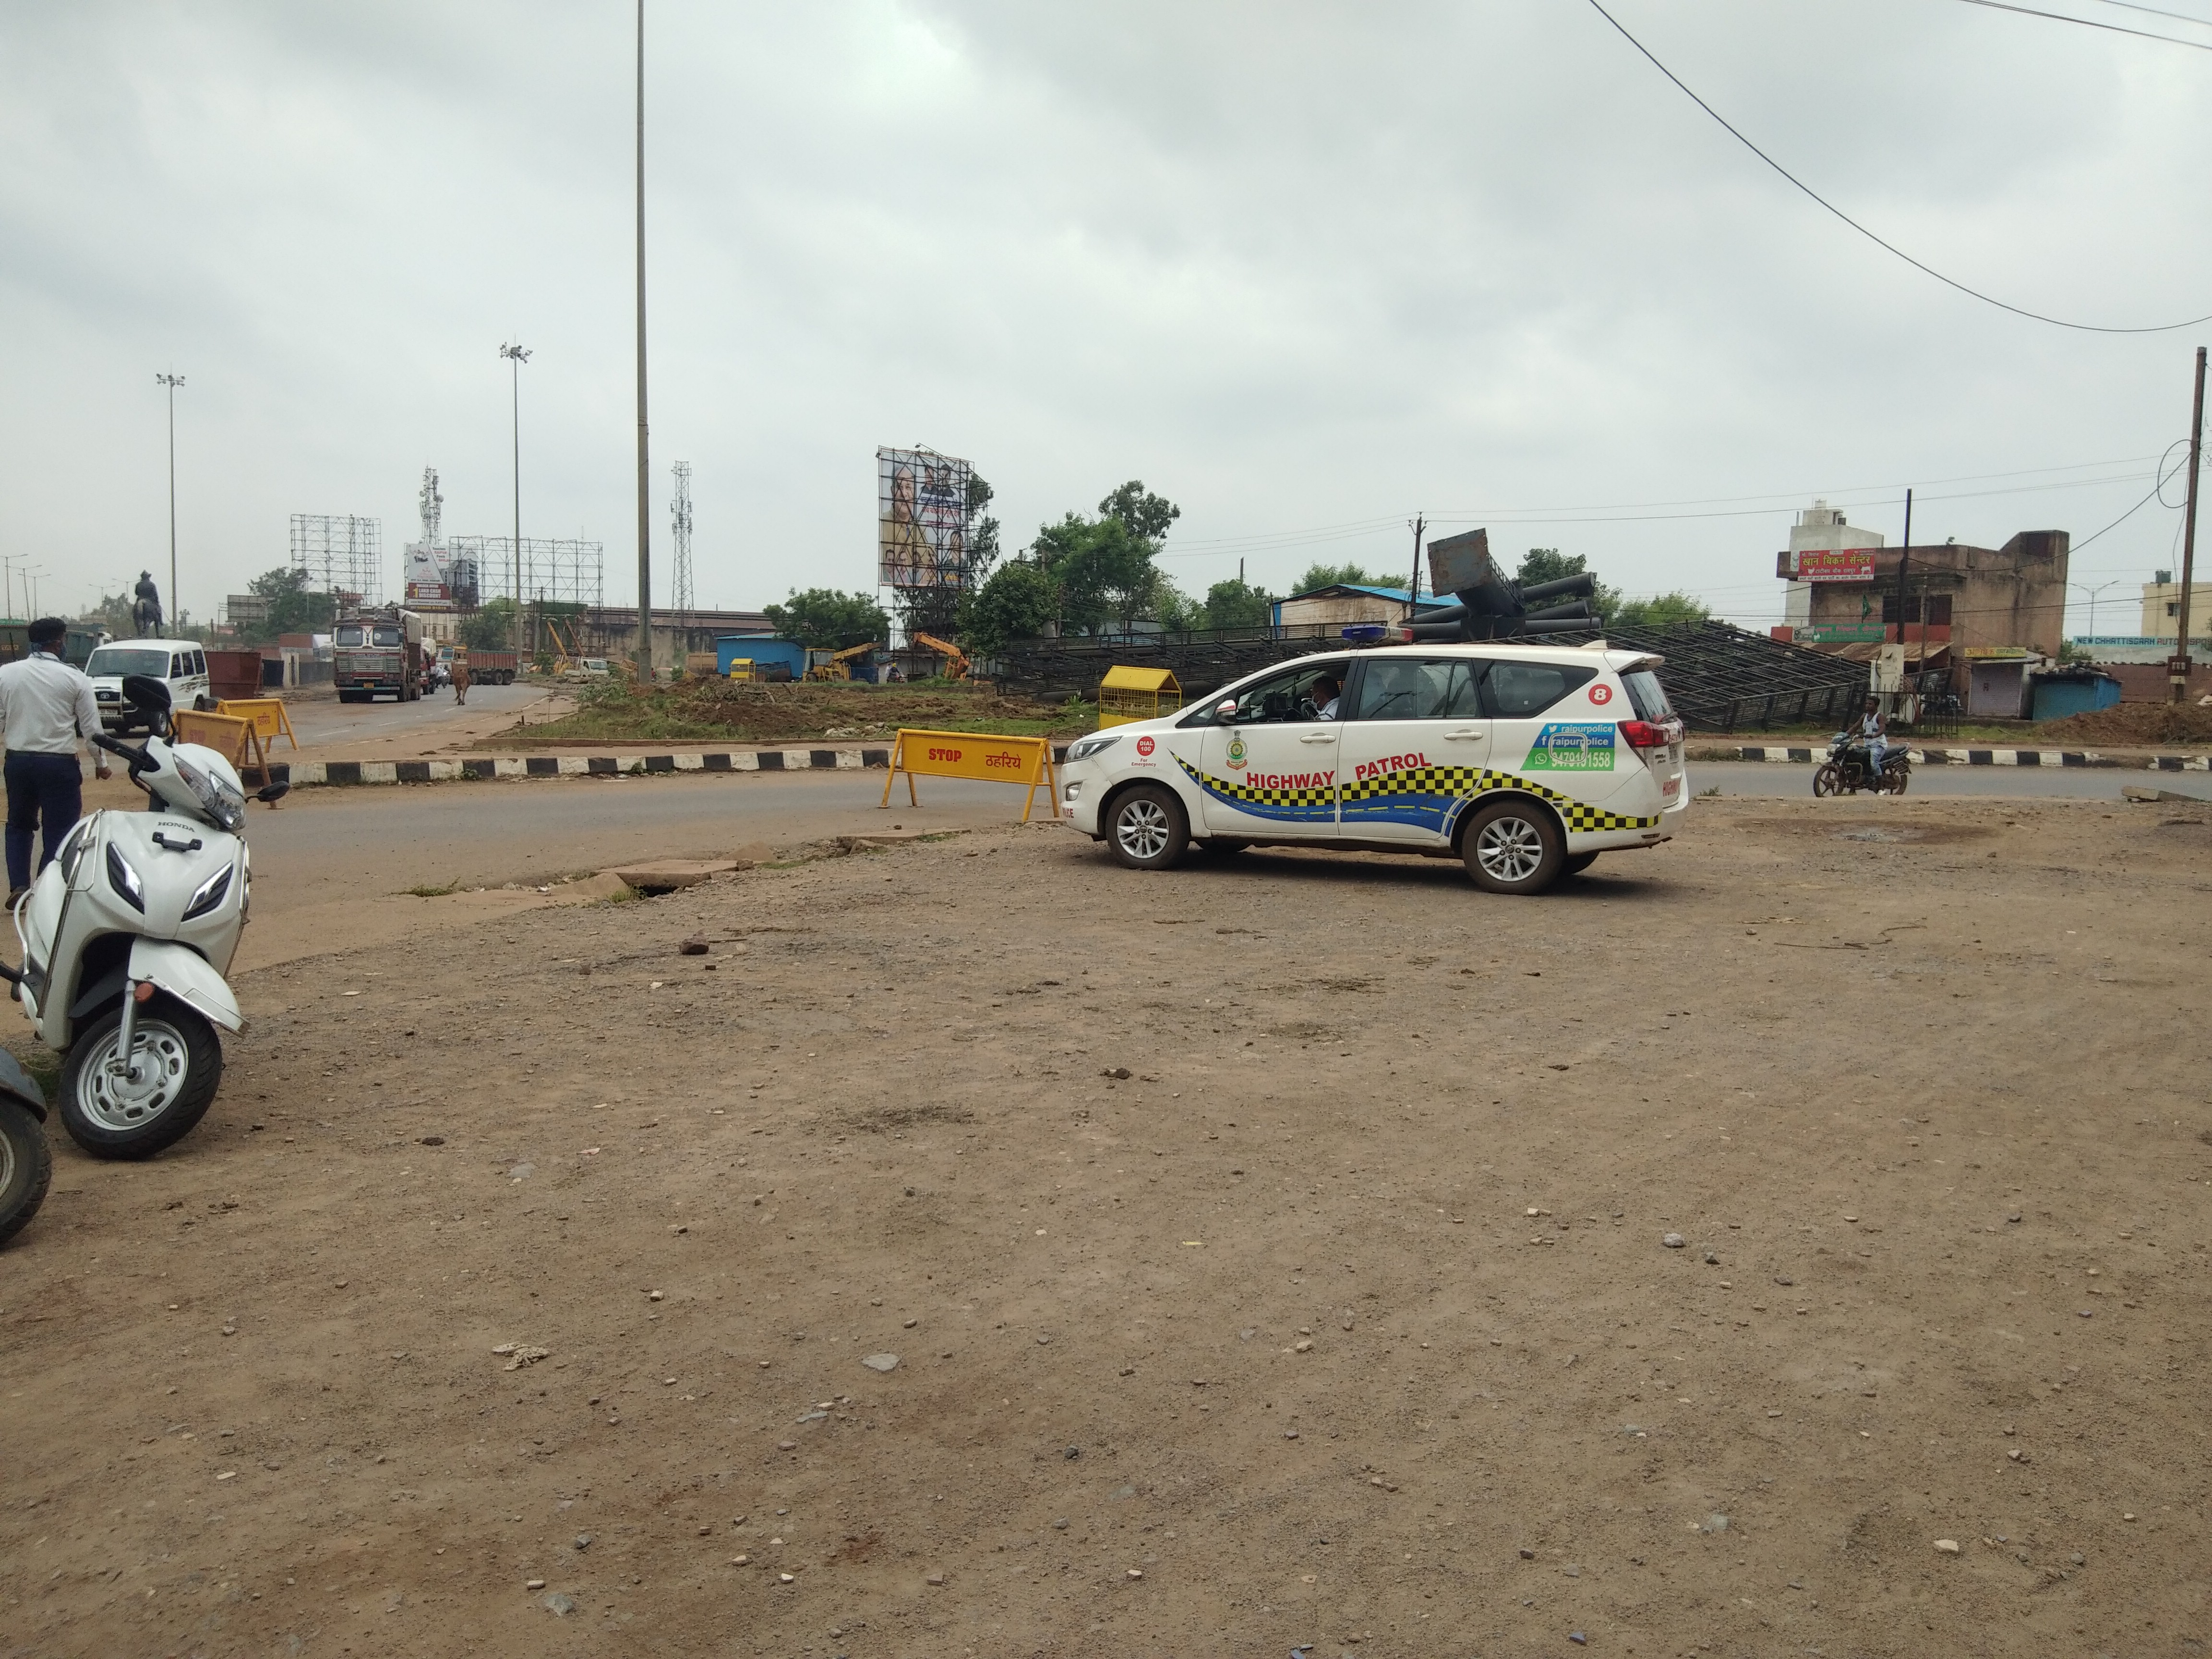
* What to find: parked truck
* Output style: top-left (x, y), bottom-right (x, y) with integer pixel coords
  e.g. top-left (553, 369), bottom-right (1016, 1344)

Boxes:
top-left (334, 605), bottom-right (428, 703)
top-left (457, 648), bottom-right (519, 685)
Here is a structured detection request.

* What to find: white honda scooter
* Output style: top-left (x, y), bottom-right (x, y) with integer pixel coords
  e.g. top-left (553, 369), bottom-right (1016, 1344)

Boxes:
top-left (1, 674), bottom-right (286, 1159)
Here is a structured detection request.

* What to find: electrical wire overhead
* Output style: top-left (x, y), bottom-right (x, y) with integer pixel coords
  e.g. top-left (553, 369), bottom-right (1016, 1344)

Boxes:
top-left (1583, 0), bottom-right (2212, 332)
top-left (1952, 0), bottom-right (2212, 50)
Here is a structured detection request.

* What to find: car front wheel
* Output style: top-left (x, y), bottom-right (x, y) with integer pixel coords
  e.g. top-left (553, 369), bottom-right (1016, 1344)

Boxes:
top-left (1106, 784), bottom-right (1189, 871)
top-left (1462, 799), bottom-right (1564, 895)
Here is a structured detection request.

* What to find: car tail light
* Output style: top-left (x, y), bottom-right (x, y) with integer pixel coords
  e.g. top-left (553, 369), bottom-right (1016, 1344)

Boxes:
top-left (1619, 720), bottom-right (1670, 749)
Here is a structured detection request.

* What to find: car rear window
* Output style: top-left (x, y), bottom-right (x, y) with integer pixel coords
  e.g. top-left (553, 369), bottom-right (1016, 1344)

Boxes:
top-left (1622, 668), bottom-right (1675, 722)
top-left (1482, 661), bottom-right (1598, 718)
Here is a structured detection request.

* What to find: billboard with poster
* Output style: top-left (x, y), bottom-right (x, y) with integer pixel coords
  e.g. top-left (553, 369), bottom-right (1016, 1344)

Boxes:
top-left (877, 447), bottom-right (974, 589)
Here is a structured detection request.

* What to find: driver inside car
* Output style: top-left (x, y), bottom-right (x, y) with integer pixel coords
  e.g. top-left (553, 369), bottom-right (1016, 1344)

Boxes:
top-left (1308, 674), bottom-right (1342, 720)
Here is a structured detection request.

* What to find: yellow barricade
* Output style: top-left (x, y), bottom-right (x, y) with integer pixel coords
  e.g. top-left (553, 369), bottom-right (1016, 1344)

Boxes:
top-left (216, 697), bottom-right (298, 750)
top-left (880, 728), bottom-right (1058, 823)
top-left (172, 710), bottom-right (274, 786)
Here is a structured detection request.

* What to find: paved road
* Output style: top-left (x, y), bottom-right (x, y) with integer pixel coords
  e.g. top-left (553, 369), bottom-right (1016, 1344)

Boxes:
top-left (281, 680), bottom-right (565, 751)
top-left (253, 768), bottom-right (1041, 890)
top-left (1690, 759), bottom-right (2212, 801)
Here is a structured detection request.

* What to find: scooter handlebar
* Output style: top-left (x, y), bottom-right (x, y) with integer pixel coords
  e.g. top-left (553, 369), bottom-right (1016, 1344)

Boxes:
top-left (90, 732), bottom-right (156, 772)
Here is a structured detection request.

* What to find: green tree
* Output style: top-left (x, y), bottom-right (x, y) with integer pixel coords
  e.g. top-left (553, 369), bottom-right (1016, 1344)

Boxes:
top-left (1292, 561), bottom-right (1380, 594)
top-left (1033, 514), bottom-right (1156, 634)
top-left (1610, 590), bottom-right (1712, 629)
top-left (239, 566), bottom-right (338, 643)
top-left (764, 588), bottom-right (888, 649)
top-left (963, 561), bottom-right (1059, 656)
top-left (1514, 548), bottom-right (1621, 621)
top-left (1097, 481), bottom-right (1181, 545)
top-left (1202, 577), bottom-right (1274, 630)
top-left (460, 597), bottom-right (518, 652)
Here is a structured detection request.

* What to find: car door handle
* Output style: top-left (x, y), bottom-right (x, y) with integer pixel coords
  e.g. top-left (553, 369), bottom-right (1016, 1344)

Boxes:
top-left (1298, 732), bottom-right (1336, 745)
top-left (1443, 727), bottom-right (1486, 739)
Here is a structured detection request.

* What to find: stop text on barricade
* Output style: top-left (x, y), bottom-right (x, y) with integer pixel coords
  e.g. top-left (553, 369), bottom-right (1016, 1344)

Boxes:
top-left (216, 697), bottom-right (298, 750)
top-left (880, 729), bottom-right (1059, 822)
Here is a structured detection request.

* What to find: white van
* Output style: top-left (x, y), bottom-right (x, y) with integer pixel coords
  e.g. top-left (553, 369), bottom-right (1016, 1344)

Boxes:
top-left (85, 638), bottom-right (213, 733)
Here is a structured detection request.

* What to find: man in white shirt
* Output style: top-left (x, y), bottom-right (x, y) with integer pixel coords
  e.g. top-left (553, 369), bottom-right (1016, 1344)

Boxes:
top-left (1310, 674), bottom-right (1342, 720)
top-left (0, 618), bottom-right (110, 904)
top-left (1857, 695), bottom-right (1889, 790)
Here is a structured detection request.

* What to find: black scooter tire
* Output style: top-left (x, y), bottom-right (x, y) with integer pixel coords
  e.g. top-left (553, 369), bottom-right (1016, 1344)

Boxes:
top-left (0, 1099), bottom-right (51, 1248)
top-left (58, 997), bottom-right (222, 1161)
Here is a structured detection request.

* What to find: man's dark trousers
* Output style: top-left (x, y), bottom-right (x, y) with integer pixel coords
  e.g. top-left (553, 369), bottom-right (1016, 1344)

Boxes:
top-left (5, 751), bottom-right (83, 893)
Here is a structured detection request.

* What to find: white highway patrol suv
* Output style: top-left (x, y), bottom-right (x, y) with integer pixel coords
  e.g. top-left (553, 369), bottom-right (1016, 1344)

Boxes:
top-left (1060, 642), bottom-right (1687, 895)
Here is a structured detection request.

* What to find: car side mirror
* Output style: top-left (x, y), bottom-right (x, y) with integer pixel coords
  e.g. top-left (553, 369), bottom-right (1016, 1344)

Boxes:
top-left (122, 674), bottom-right (171, 713)
top-left (1214, 698), bottom-right (1239, 722)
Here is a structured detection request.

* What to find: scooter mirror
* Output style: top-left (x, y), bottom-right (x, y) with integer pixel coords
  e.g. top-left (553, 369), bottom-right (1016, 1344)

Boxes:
top-left (255, 782), bottom-right (290, 805)
top-left (122, 674), bottom-right (172, 713)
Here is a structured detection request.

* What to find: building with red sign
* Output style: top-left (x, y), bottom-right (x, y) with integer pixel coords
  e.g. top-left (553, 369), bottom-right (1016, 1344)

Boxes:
top-left (1775, 526), bottom-right (2069, 676)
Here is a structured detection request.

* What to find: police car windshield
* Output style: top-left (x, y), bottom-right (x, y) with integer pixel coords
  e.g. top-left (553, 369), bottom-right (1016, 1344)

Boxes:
top-left (86, 648), bottom-right (169, 678)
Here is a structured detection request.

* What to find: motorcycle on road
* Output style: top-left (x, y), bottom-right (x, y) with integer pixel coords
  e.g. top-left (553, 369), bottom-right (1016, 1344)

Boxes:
top-left (1, 674), bottom-right (286, 1160)
top-left (1813, 731), bottom-right (1911, 796)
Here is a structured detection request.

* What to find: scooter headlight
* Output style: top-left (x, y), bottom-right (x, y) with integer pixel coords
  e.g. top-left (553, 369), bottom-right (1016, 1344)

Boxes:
top-left (169, 753), bottom-right (245, 833)
top-left (106, 844), bottom-right (145, 913)
top-left (182, 864), bottom-right (234, 921)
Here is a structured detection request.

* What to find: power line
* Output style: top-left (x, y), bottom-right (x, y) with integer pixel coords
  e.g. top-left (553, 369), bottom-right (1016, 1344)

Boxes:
top-left (1952, 0), bottom-right (2212, 50)
top-left (1582, 0), bottom-right (2212, 333)
top-left (2090, 0), bottom-right (2212, 27)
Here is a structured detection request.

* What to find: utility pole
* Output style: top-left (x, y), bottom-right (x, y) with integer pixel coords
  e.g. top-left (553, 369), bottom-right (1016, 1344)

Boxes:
top-left (2172, 346), bottom-right (2205, 703)
top-left (501, 342), bottom-right (530, 654)
top-left (156, 372), bottom-right (185, 627)
top-left (632, 0), bottom-right (654, 687)
top-left (1891, 488), bottom-right (1912, 712)
top-left (1407, 512), bottom-right (1426, 623)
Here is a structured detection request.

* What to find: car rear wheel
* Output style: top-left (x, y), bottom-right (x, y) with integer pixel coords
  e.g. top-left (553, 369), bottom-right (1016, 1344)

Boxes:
top-left (1461, 799), bottom-right (1564, 895)
top-left (1106, 784), bottom-right (1189, 871)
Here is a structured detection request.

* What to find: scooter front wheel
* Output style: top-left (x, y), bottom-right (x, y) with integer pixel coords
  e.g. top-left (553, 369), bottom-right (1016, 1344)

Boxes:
top-left (59, 996), bottom-right (222, 1160)
top-left (0, 1099), bottom-right (51, 1247)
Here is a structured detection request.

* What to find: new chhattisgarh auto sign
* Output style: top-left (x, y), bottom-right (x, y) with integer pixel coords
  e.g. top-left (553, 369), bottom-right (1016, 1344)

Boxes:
top-left (1796, 549), bottom-right (1878, 582)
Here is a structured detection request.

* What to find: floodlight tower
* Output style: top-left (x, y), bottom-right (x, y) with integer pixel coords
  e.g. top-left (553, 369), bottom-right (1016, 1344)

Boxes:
top-left (671, 461), bottom-right (693, 623)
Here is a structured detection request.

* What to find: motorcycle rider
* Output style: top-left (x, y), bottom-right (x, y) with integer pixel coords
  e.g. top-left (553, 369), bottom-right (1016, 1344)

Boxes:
top-left (0, 618), bottom-right (111, 906)
top-left (1856, 695), bottom-right (1889, 790)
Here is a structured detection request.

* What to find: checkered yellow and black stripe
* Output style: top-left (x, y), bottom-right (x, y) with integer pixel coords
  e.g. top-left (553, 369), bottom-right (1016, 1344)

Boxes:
top-left (1177, 753), bottom-right (1660, 835)
top-left (1173, 756), bottom-right (1335, 821)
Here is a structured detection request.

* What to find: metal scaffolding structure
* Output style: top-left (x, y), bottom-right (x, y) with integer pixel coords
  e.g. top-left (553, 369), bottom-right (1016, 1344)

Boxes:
top-left (448, 536), bottom-right (604, 607)
top-left (670, 461), bottom-right (694, 619)
top-left (289, 514), bottom-right (383, 606)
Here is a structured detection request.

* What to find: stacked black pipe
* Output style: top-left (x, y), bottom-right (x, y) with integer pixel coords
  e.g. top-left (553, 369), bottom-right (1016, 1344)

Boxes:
top-left (1407, 527), bottom-right (1601, 642)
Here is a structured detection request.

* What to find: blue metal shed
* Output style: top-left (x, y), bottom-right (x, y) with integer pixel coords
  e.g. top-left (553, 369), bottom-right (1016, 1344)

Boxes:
top-left (2030, 669), bottom-right (2122, 722)
top-left (716, 634), bottom-right (806, 679)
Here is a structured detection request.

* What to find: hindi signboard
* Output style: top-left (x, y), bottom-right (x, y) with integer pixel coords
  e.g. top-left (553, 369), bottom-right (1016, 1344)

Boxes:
top-left (1795, 549), bottom-right (1878, 582)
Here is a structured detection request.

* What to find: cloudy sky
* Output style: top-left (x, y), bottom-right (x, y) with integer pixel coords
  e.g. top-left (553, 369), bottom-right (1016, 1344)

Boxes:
top-left (4, 0), bottom-right (2209, 635)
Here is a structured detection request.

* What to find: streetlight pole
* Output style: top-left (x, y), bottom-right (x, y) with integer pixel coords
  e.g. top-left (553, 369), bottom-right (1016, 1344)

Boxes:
top-left (156, 372), bottom-right (185, 630)
top-left (631, 0), bottom-right (654, 686)
top-left (2173, 345), bottom-right (2206, 703)
top-left (2069, 579), bottom-right (2119, 645)
top-left (500, 342), bottom-right (530, 654)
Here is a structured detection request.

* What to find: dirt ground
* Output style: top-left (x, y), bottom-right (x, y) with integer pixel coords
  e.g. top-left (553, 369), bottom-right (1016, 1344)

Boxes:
top-left (3, 791), bottom-right (2209, 1659)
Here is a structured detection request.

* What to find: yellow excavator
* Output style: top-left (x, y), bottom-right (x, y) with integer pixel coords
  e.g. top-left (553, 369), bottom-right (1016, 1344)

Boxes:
top-left (804, 640), bottom-right (879, 682)
top-left (911, 632), bottom-right (970, 682)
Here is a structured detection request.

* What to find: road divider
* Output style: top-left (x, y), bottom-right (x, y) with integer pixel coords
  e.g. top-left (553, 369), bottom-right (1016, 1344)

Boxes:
top-left (226, 742), bottom-right (1077, 789)
top-left (1694, 744), bottom-right (2210, 771)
